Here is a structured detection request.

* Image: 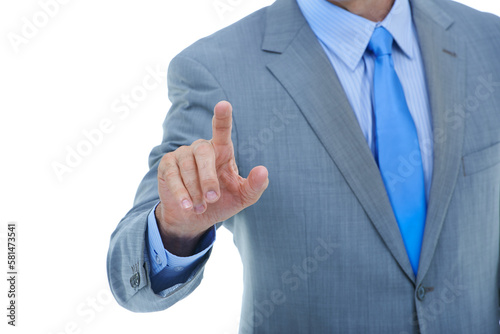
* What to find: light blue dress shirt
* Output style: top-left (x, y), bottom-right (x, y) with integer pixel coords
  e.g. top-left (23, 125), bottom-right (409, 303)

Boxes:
top-left (147, 0), bottom-right (433, 295)
top-left (146, 203), bottom-right (215, 296)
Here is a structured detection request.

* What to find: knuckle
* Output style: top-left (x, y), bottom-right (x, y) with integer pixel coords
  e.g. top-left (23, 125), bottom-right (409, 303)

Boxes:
top-left (201, 176), bottom-right (219, 187)
top-left (214, 123), bottom-right (231, 132)
top-left (164, 169), bottom-right (179, 180)
top-left (183, 178), bottom-right (200, 192)
top-left (179, 158), bottom-right (197, 173)
top-left (174, 145), bottom-right (190, 157)
top-left (159, 152), bottom-right (172, 165)
top-left (192, 140), bottom-right (213, 155)
top-left (170, 184), bottom-right (188, 198)
top-left (200, 163), bottom-right (217, 178)
top-left (165, 154), bottom-right (176, 166)
top-left (192, 139), bottom-right (205, 146)
top-left (192, 138), bottom-right (206, 145)
top-left (191, 139), bottom-right (205, 151)
top-left (215, 123), bottom-right (231, 130)
top-left (159, 153), bottom-right (176, 176)
top-left (240, 189), bottom-right (256, 206)
top-left (198, 158), bottom-right (213, 171)
top-left (184, 182), bottom-right (202, 200)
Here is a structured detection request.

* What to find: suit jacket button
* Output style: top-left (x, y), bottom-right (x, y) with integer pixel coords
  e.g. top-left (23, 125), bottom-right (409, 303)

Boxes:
top-left (130, 272), bottom-right (140, 288)
top-left (417, 285), bottom-right (426, 301)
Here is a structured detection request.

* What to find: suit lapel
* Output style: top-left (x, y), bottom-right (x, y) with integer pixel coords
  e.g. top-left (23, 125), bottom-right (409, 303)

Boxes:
top-left (264, 0), bottom-right (416, 282)
top-left (410, 0), bottom-right (466, 284)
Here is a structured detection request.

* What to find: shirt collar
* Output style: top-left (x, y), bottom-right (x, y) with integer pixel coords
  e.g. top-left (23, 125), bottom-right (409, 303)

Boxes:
top-left (296, 0), bottom-right (415, 71)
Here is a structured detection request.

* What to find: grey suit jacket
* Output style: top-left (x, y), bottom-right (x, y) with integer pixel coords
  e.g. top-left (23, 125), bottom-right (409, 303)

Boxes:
top-left (107, 0), bottom-right (500, 332)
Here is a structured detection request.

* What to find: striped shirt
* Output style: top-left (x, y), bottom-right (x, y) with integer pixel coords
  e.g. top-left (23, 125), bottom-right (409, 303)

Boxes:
top-left (297, 0), bottom-right (434, 198)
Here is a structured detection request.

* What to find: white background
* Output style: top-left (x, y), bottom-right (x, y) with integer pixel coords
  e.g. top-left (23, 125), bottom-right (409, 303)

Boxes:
top-left (1, 1), bottom-right (499, 333)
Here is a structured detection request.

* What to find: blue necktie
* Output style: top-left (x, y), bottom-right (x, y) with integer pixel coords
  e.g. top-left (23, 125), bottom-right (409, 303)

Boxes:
top-left (368, 27), bottom-right (427, 276)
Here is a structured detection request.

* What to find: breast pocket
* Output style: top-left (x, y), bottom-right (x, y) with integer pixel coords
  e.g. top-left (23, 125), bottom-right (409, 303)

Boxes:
top-left (462, 141), bottom-right (500, 177)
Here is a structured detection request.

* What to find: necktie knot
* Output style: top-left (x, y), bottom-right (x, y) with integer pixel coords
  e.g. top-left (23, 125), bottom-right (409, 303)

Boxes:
top-left (368, 26), bottom-right (393, 57)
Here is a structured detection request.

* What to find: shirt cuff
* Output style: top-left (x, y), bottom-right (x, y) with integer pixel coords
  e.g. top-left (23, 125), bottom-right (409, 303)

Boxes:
top-left (146, 202), bottom-right (216, 277)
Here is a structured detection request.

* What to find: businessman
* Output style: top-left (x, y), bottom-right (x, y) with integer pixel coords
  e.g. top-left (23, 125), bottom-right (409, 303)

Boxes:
top-left (107, 0), bottom-right (500, 332)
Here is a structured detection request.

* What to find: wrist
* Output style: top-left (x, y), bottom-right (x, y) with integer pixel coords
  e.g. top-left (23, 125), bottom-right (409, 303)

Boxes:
top-left (155, 202), bottom-right (207, 256)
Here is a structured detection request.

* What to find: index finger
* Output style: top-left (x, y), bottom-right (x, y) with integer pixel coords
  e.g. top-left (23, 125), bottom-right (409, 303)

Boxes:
top-left (211, 101), bottom-right (233, 146)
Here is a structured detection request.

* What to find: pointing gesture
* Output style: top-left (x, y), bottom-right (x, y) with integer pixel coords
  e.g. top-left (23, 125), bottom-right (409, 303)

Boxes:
top-left (156, 101), bottom-right (269, 256)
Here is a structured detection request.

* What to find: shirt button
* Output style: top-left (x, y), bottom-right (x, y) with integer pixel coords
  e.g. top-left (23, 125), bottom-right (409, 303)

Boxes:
top-left (417, 285), bottom-right (426, 301)
top-left (130, 272), bottom-right (140, 288)
top-left (155, 255), bottom-right (162, 265)
top-left (173, 266), bottom-right (184, 272)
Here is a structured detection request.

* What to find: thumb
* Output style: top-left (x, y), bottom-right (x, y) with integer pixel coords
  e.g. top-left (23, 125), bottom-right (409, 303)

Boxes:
top-left (241, 166), bottom-right (269, 207)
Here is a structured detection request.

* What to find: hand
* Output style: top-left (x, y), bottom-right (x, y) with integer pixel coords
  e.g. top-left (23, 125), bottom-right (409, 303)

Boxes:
top-left (156, 101), bottom-right (269, 256)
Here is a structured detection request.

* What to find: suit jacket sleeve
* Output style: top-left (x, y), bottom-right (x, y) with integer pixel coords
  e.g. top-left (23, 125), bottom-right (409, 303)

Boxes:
top-left (106, 53), bottom-right (230, 312)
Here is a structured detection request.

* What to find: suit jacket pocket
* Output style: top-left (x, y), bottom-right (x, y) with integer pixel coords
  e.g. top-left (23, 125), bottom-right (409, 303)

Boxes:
top-left (462, 141), bottom-right (500, 176)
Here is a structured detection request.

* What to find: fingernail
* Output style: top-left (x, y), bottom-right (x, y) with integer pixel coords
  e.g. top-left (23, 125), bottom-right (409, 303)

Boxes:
top-left (181, 199), bottom-right (192, 209)
top-left (206, 191), bottom-right (218, 202)
top-left (194, 204), bottom-right (205, 214)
